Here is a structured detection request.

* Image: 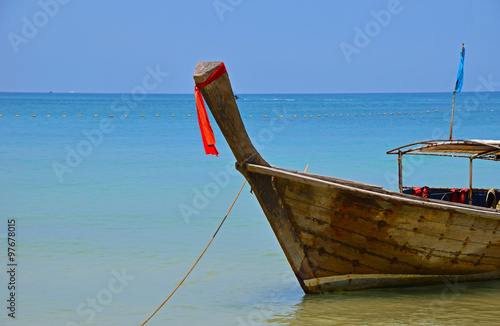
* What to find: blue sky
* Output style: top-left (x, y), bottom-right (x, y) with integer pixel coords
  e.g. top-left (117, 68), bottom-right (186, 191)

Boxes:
top-left (1, 0), bottom-right (499, 94)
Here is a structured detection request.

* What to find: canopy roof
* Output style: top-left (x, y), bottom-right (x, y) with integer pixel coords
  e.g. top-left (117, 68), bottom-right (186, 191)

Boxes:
top-left (387, 139), bottom-right (500, 161)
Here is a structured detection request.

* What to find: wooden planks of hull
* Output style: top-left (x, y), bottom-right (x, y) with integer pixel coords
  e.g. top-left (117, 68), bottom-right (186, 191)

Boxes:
top-left (267, 172), bottom-right (500, 278)
top-left (242, 164), bottom-right (500, 292)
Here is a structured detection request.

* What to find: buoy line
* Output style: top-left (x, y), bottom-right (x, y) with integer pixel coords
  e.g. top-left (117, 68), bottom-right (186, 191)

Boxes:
top-left (0, 109), bottom-right (496, 119)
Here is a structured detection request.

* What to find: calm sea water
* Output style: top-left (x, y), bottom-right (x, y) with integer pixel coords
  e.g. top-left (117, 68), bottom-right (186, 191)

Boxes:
top-left (1, 92), bottom-right (500, 326)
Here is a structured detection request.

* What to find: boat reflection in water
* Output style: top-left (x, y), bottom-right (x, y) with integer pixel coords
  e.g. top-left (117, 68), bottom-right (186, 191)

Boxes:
top-left (262, 279), bottom-right (500, 325)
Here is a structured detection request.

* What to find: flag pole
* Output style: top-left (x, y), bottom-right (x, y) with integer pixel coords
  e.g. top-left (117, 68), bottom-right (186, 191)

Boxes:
top-left (449, 43), bottom-right (465, 140)
top-left (449, 90), bottom-right (456, 139)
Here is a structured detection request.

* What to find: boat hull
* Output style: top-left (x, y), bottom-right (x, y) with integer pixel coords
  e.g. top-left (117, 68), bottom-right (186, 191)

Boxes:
top-left (303, 271), bottom-right (500, 292)
top-left (244, 164), bottom-right (500, 293)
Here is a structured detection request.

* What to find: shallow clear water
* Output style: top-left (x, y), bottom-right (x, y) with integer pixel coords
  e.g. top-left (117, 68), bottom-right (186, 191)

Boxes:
top-left (1, 92), bottom-right (499, 325)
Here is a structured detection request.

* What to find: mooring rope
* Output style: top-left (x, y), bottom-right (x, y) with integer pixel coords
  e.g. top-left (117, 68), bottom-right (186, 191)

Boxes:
top-left (140, 180), bottom-right (247, 326)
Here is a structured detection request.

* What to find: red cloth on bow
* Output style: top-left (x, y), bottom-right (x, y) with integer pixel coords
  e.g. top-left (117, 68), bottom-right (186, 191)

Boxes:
top-left (194, 63), bottom-right (227, 156)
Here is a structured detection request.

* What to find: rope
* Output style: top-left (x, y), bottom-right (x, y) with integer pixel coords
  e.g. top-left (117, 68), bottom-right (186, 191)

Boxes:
top-left (140, 180), bottom-right (247, 326)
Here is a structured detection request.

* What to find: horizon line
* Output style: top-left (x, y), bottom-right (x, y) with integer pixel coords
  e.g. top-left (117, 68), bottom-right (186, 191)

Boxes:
top-left (1, 90), bottom-right (498, 96)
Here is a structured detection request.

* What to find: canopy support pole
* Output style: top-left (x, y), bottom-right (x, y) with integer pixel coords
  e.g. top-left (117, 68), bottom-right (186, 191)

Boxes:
top-left (398, 151), bottom-right (403, 193)
top-left (469, 158), bottom-right (473, 204)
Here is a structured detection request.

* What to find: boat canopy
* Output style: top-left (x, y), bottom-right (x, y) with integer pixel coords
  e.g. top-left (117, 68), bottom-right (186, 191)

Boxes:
top-left (387, 139), bottom-right (500, 161)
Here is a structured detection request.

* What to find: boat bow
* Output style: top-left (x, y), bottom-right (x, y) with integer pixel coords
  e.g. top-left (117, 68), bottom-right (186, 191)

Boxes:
top-left (194, 61), bottom-right (319, 293)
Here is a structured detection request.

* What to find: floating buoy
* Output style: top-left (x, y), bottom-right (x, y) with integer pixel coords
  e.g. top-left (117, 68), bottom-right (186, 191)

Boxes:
top-left (362, 113), bottom-right (365, 116)
top-left (140, 115), bottom-right (143, 117)
top-left (47, 115), bottom-right (50, 117)
top-left (318, 115), bottom-right (320, 117)
top-left (249, 115), bottom-right (252, 117)
top-left (398, 112), bottom-right (401, 115)
top-left (33, 115), bottom-right (36, 117)
top-left (310, 115), bottom-right (313, 117)
top-left (426, 111), bottom-right (429, 113)
top-left (347, 114), bottom-right (350, 116)
top-left (78, 115), bottom-right (82, 117)
top-left (325, 114), bottom-right (328, 117)
top-left (94, 114), bottom-right (98, 117)
top-left (384, 113), bottom-right (386, 115)
top-left (294, 115), bottom-right (297, 118)
top-left (339, 114), bottom-right (343, 117)
top-left (435, 110), bottom-right (438, 112)
top-left (188, 114), bottom-right (191, 117)
top-left (125, 115), bottom-right (128, 117)
top-left (110, 115), bottom-right (114, 117)
top-left (171, 114), bottom-right (174, 117)
top-left (16, 115), bottom-right (19, 117)
top-left (404, 112), bottom-right (407, 114)
top-left (265, 115), bottom-right (268, 117)
top-left (377, 113), bottom-right (380, 115)
top-left (354, 114), bottom-right (357, 116)
top-left (280, 115), bottom-right (283, 118)
top-left (332, 114), bottom-right (335, 117)
top-left (304, 115), bottom-right (307, 118)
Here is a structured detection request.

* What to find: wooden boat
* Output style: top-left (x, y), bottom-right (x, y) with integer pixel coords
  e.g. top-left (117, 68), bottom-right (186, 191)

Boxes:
top-left (193, 61), bottom-right (500, 294)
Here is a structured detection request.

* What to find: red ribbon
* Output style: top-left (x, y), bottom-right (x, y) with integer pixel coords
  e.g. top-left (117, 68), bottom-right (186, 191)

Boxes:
top-left (194, 63), bottom-right (227, 156)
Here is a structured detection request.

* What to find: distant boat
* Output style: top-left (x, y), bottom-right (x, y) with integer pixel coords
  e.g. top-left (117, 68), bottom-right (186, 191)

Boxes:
top-left (193, 61), bottom-right (500, 293)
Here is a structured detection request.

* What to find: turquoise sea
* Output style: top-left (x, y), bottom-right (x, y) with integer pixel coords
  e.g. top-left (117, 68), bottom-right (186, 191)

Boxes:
top-left (1, 92), bottom-right (500, 325)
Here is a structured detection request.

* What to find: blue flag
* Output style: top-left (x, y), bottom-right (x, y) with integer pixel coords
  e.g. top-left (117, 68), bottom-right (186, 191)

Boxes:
top-left (454, 44), bottom-right (465, 93)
